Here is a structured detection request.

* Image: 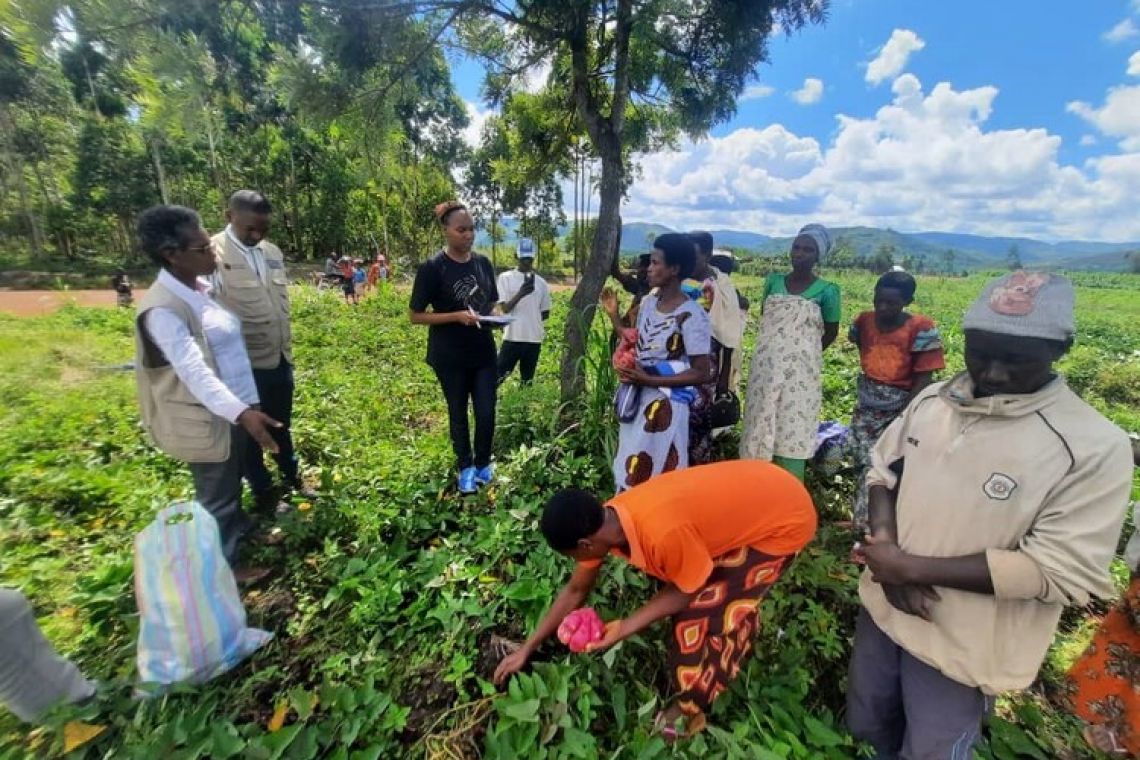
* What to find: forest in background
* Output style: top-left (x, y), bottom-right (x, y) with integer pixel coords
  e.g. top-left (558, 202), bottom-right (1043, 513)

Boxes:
top-left (0, 0), bottom-right (481, 270)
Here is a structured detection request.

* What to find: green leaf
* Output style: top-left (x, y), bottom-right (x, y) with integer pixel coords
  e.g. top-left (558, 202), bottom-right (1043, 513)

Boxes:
top-left (502, 578), bottom-right (543, 600)
top-left (611, 683), bottom-right (626, 732)
top-left (636, 696), bottom-right (658, 720)
top-left (289, 688), bottom-right (317, 721)
top-left (502, 698), bottom-right (541, 723)
top-left (802, 715), bottom-right (843, 747)
top-left (208, 723), bottom-right (245, 759)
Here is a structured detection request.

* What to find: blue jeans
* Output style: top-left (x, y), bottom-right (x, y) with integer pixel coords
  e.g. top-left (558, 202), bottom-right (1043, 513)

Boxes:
top-left (244, 357), bottom-right (299, 496)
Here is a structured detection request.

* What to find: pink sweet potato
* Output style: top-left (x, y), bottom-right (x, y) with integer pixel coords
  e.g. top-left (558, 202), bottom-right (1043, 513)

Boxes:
top-left (557, 607), bottom-right (605, 653)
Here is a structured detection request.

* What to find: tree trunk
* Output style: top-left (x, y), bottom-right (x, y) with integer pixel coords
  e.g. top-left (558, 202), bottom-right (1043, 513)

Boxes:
top-left (558, 149), bottom-right (622, 402)
top-left (491, 208), bottom-right (498, 269)
top-left (15, 164), bottom-right (45, 258)
top-left (148, 136), bottom-right (170, 204)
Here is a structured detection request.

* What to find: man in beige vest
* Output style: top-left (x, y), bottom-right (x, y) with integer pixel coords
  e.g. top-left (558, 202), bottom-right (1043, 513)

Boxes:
top-left (211, 191), bottom-right (315, 513)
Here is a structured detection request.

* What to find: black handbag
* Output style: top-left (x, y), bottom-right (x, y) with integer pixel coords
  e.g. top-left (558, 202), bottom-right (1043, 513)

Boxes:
top-left (709, 390), bottom-right (741, 429)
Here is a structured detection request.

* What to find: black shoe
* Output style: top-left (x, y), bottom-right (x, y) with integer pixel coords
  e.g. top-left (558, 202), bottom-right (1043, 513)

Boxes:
top-left (254, 490), bottom-right (292, 515)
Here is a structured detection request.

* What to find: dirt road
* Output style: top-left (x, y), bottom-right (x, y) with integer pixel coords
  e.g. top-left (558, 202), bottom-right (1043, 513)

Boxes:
top-left (0, 290), bottom-right (133, 316)
top-left (0, 280), bottom-right (580, 317)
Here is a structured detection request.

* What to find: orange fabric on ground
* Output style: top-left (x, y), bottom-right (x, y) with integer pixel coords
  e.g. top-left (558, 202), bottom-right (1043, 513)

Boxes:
top-left (603, 460), bottom-right (817, 593)
top-left (1062, 575), bottom-right (1140, 757)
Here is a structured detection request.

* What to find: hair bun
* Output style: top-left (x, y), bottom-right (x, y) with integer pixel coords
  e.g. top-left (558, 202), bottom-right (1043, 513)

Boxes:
top-left (434, 200), bottom-right (465, 223)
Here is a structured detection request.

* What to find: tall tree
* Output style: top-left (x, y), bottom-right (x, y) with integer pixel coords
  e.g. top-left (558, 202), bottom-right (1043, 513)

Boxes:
top-left (453, 0), bottom-right (829, 399)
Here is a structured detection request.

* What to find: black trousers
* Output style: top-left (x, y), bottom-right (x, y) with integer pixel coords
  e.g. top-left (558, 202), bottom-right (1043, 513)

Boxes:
top-left (497, 341), bottom-right (542, 385)
top-left (244, 356), bottom-right (299, 496)
top-left (433, 363), bottom-right (497, 470)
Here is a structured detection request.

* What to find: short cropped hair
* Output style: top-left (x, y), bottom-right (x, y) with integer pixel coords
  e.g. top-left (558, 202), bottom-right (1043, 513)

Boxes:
top-left (710, 253), bottom-right (734, 275)
top-left (876, 271), bottom-right (917, 302)
top-left (541, 489), bottom-right (605, 551)
top-left (136, 205), bottom-right (202, 269)
top-left (689, 231), bottom-right (714, 257)
top-left (228, 189), bottom-right (272, 215)
top-left (653, 233), bottom-right (697, 280)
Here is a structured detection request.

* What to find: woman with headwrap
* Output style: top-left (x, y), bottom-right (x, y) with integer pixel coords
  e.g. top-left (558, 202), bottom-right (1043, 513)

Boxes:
top-left (740, 224), bottom-right (841, 481)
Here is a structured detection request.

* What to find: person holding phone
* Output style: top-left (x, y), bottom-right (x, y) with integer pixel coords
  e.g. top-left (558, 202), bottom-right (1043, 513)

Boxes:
top-left (409, 201), bottom-right (500, 494)
top-left (497, 238), bottom-right (552, 386)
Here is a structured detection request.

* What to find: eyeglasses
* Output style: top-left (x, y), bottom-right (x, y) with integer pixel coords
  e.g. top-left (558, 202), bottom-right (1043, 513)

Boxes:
top-left (183, 244), bottom-right (214, 255)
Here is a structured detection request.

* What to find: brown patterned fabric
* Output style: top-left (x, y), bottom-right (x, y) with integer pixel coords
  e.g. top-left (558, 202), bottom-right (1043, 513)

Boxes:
top-left (669, 547), bottom-right (793, 718)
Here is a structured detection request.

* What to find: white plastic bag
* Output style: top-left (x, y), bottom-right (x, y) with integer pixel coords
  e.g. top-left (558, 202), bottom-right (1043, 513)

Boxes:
top-left (134, 502), bottom-right (271, 690)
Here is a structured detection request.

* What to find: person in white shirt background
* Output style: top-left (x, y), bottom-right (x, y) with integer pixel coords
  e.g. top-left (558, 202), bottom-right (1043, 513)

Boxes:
top-left (135, 205), bottom-right (281, 573)
top-left (211, 191), bottom-right (318, 514)
top-left (496, 238), bottom-right (552, 386)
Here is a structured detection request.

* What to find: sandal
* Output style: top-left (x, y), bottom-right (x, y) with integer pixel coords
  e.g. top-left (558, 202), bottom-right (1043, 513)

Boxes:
top-left (652, 709), bottom-right (707, 742)
top-left (1083, 725), bottom-right (1128, 757)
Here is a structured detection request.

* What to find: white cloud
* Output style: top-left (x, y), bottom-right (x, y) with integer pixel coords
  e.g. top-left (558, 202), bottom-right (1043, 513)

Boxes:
top-left (1067, 85), bottom-right (1140, 151)
top-left (740, 84), bottom-right (776, 102)
top-left (520, 61), bottom-right (551, 94)
top-left (462, 100), bottom-right (494, 148)
top-left (620, 74), bottom-right (1140, 241)
top-left (791, 77), bottom-right (823, 105)
top-left (1129, 51), bottom-right (1140, 76)
top-left (865, 29), bottom-right (926, 86)
top-left (1080, 134), bottom-right (1098, 146)
top-left (1105, 18), bottom-right (1139, 43)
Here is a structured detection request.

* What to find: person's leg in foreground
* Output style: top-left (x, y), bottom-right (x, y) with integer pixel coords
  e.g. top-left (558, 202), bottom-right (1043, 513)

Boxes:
top-left (847, 607), bottom-right (988, 759)
top-left (0, 589), bottom-right (94, 723)
top-left (663, 548), bottom-right (793, 737)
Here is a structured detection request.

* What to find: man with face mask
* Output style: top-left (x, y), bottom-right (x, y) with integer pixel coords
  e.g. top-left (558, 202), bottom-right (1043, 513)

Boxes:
top-left (212, 190), bottom-right (316, 514)
top-left (848, 271), bottom-right (1134, 760)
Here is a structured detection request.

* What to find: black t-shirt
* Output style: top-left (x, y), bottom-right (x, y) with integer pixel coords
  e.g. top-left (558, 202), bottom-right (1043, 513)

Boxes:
top-left (409, 251), bottom-right (499, 368)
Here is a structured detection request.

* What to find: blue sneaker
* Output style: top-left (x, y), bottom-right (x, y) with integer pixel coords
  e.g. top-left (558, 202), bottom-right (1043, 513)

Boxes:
top-left (475, 464), bottom-right (495, 486)
top-left (458, 467), bottom-right (478, 495)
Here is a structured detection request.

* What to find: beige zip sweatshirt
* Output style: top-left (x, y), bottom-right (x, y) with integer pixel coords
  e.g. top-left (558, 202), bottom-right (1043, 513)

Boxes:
top-left (860, 373), bottom-right (1133, 694)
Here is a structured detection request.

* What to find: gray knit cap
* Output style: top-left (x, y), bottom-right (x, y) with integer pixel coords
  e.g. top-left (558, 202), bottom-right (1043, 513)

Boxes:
top-left (961, 271), bottom-right (1075, 342)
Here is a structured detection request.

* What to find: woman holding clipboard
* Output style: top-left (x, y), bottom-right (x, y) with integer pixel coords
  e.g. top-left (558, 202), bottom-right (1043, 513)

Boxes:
top-left (410, 201), bottom-right (501, 494)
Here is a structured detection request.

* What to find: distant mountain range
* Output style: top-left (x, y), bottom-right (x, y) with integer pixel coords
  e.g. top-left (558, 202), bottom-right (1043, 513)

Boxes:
top-left (475, 219), bottom-right (1140, 272)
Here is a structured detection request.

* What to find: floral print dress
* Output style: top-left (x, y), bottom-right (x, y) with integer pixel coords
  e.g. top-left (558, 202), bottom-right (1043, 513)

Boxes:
top-left (612, 294), bottom-right (711, 492)
top-left (740, 274), bottom-right (840, 461)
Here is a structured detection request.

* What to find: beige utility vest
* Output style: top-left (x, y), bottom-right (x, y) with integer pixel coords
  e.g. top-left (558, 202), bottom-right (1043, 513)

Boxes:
top-left (134, 281), bottom-right (231, 463)
top-left (211, 232), bottom-right (293, 369)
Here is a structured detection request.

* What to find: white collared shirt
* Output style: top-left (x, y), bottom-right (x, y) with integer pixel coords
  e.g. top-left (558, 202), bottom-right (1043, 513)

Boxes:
top-left (144, 269), bottom-right (259, 423)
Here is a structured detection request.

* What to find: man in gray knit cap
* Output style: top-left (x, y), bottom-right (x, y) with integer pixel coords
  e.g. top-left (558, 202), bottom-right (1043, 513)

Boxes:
top-left (846, 271), bottom-right (1134, 759)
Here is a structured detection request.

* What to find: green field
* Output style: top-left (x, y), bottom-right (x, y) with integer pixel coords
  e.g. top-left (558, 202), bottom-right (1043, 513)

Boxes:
top-left (0, 271), bottom-right (1137, 758)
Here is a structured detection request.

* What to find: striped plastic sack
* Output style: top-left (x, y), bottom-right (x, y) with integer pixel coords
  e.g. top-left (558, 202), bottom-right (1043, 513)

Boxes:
top-left (134, 502), bottom-right (271, 691)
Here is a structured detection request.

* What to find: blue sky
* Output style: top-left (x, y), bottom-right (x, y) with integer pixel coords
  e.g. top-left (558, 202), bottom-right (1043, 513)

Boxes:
top-left (450, 0), bottom-right (1140, 242)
